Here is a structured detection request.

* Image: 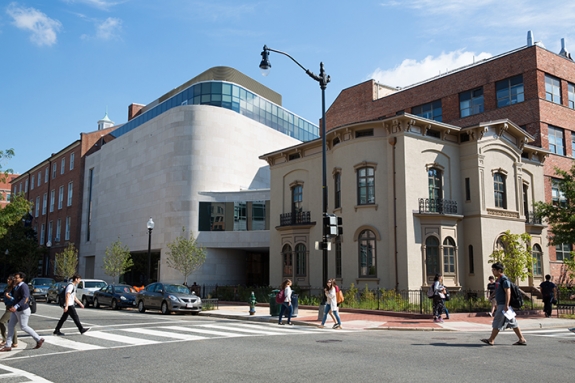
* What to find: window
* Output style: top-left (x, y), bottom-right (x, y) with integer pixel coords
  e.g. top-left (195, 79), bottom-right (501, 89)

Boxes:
top-left (55, 219), bottom-right (61, 242)
top-left (359, 230), bottom-right (376, 277)
top-left (496, 75), bottom-right (524, 108)
top-left (548, 125), bottom-right (565, 155)
top-left (569, 83), bottom-right (575, 109)
top-left (545, 74), bottom-right (561, 104)
top-left (47, 221), bottom-right (52, 243)
top-left (494, 172), bottom-right (507, 209)
top-left (251, 201), bottom-right (266, 230)
top-left (45, 167), bottom-right (48, 182)
top-left (332, 137), bottom-right (340, 146)
top-left (31, 175), bottom-right (35, 190)
top-left (42, 193), bottom-right (47, 215)
top-left (65, 217), bottom-right (71, 240)
top-left (24, 179), bottom-right (28, 193)
top-left (428, 167), bottom-right (442, 201)
top-left (412, 100), bottom-right (442, 122)
top-left (552, 179), bottom-right (567, 206)
top-left (465, 178), bottom-right (471, 201)
top-left (443, 237), bottom-right (456, 274)
top-left (40, 223), bottom-right (45, 245)
top-left (556, 243), bottom-right (571, 262)
top-left (58, 186), bottom-right (64, 209)
top-left (292, 185), bottom-right (302, 213)
top-left (468, 245), bottom-right (474, 274)
top-left (37, 171), bottom-right (41, 186)
top-left (335, 239), bottom-right (342, 278)
top-left (425, 236), bottom-right (440, 277)
top-left (49, 189), bottom-right (55, 212)
top-left (572, 134), bottom-right (575, 158)
top-left (67, 182), bottom-right (73, 206)
top-left (282, 244), bottom-right (292, 276)
top-left (355, 129), bottom-right (374, 138)
top-left (357, 167), bottom-right (375, 205)
top-left (233, 202), bottom-right (247, 231)
top-left (70, 153), bottom-right (75, 170)
top-left (295, 243), bottom-right (307, 276)
top-left (460, 88), bottom-right (484, 117)
top-left (35, 196), bottom-right (40, 217)
top-left (334, 173), bottom-right (341, 209)
top-left (61, 158), bottom-right (65, 174)
top-left (532, 244), bottom-right (542, 276)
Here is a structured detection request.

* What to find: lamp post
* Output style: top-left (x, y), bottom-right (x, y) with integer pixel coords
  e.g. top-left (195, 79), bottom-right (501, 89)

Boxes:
top-left (146, 217), bottom-right (154, 283)
top-left (259, 45), bottom-right (331, 285)
top-left (46, 240), bottom-right (52, 276)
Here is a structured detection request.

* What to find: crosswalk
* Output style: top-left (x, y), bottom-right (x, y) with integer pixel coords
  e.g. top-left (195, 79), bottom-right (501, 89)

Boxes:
top-left (520, 328), bottom-right (575, 339)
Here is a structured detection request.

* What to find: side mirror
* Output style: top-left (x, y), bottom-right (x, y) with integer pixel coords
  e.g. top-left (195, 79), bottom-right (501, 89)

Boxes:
top-left (157, 289), bottom-right (163, 294)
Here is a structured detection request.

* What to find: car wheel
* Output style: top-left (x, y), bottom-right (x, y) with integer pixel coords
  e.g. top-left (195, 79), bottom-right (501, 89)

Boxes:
top-left (161, 301), bottom-right (170, 315)
top-left (46, 297), bottom-right (52, 304)
top-left (56, 295), bottom-right (60, 306)
top-left (111, 299), bottom-right (118, 310)
top-left (82, 296), bottom-right (89, 307)
top-left (93, 298), bottom-right (100, 308)
top-left (138, 300), bottom-right (146, 313)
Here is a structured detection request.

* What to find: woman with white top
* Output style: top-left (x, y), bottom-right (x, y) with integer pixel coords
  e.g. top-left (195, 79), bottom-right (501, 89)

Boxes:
top-left (319, 279), bottom-right (342, 329)
top-left (278, 279), bottom-right (293, 325)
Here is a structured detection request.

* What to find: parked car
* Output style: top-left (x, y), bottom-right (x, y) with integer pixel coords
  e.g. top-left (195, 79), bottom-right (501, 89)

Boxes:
top-left (46, 281), bottom-right (70, 305)
top-left (136, 282), bottom-right (202, 315)
top-left (28, 278), bottom-right (55, 301)
top-left (76, 279), bottom-right (108, 307)
top-left (0, 282), bottom-right (7, 302)
top-left (93, 284), bottom-right (137, 310)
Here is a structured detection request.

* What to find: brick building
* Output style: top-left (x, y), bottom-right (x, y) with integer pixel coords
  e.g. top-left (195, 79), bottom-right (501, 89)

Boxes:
top-left (0, 174), bottom-right (18, 209)
top-left (325, 34), bottom-right (575, 280)
top-left (10, 115), bottom-right (116, 278)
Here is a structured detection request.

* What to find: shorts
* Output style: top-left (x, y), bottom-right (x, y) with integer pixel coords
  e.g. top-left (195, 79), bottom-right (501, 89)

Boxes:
top-left (492, 306), bottom-right (518, 331)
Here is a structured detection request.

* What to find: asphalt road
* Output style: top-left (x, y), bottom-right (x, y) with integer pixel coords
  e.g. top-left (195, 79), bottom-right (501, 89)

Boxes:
top-left (1, 302), bottom-right (574, 383)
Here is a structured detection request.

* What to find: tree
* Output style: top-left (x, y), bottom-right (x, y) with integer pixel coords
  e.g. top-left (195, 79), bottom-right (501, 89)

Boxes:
top-left (0, 148), bottom-right (14, 186)
top-left (0, 194), bottom-right (32, 239)
top-left (166, 228), bottom-right (206, 285)
top-left (489, 230), bottom-right (533, 283)
top-left (0, 218), bottom-right (42, 278)
top-left (54, 243), bottom-right (78, 280)
top-left (103, 239), bottom-right (134, 283)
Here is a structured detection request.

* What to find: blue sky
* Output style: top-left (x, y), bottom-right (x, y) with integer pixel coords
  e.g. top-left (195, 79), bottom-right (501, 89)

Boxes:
top-left (3, 0), bottom-right (575, 174)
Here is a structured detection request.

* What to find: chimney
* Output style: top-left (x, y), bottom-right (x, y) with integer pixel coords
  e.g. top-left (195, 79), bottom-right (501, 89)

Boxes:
top-left (527, 31), bottom-right (534, 46)
top-left (559, 38), bottom-right (573, 60)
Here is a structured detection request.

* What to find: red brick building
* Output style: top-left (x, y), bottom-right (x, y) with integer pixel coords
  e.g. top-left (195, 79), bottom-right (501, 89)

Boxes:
top-left (11, 118), bottom-right (116, 278)
top-left (326, 39), bottom-right (575, 280)
top-left (0, 174), bottom-right (18, 209)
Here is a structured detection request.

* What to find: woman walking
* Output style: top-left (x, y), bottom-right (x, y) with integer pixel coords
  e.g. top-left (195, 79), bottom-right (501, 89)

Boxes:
top-left (432, 274), bottom-right (447, 323)
top-left (277, 279), bottom-right (293, 325)
top-left (0, 275), bottom-right (18, 348)
top-left (319, 279), bottom-right (342, 329)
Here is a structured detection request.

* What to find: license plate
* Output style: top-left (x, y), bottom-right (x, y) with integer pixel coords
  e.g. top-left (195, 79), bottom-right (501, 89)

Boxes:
top-left (186, 303), bottom-right (194, 308)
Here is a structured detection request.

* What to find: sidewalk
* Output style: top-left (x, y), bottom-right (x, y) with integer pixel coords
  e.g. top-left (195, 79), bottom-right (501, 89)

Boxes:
top-left (199, 303), bottom-right (575, 332)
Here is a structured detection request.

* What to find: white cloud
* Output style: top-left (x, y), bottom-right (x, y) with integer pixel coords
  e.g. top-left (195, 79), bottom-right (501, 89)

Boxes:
top-left (62, 0), bottom-right (125, 11)
top-left (369, 50), bottom-right (492, 88)
top-left (6, 2), bottom-right (62, 46)
top-left (96, 17), bottom-right (121, 40)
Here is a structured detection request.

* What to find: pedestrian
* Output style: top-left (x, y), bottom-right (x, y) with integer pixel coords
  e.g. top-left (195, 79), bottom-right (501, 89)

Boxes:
top-left (432, 274), bottom-right (446, 323)
top-left (487, 276), bottom-right (496, 317)
top-left (539, 274), bottom-right (557, 318)
top-left (0, 272), bottom-right (44, 352)
top-left (0, 275), bottom-right (18, 348)
top-left (319, 279), bottom-right (342, 329)
top-left (277, 279), bottom-right (293, 325)
top-left (53, 274), bottom-right (90, 336)
top-left (481, 262), bottom-right (527, 346)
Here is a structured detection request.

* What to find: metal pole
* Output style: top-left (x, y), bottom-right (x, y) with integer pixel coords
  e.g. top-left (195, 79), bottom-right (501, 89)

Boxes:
top-left (321, 66), bottom-right (328, 286)
top-left (147, 228), bottom-right (152, 283)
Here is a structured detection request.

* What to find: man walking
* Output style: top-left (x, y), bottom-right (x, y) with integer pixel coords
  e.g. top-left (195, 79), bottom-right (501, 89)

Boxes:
top-left (0, 272), bottom-right (44, 351)
top-left (481, 262), bottom-right (527, 346)
top-left (539, 274), bottom-right (557, 318)
top-left (54, 274), bottom-right (90, 336)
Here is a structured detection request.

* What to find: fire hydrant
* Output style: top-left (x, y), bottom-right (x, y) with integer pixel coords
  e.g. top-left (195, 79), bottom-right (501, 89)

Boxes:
top-left (248, 291), bottom-right (257, 315)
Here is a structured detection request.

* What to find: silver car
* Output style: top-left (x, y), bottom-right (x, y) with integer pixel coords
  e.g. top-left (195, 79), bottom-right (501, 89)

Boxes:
top-left (136, 283), bottom-right (202, 315)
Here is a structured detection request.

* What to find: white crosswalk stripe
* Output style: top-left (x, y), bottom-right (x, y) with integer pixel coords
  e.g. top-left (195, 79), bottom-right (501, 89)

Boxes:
top-left (160, 326), bottom-right (247, 338)
top-left (45, 336), bottom-right (104, 350)
top-left (83, 330), bottom-right (159, 345)
top-left (521, 329), bottom-right (575, 338)
top-left (122, 328), bottom-right (207, 341)
top-left (0, 364), bottom-right (53, 382)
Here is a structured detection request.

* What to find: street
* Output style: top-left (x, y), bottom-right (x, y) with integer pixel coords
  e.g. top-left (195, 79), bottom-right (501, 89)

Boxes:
top-left (0, 303), bottom-right (574, 383)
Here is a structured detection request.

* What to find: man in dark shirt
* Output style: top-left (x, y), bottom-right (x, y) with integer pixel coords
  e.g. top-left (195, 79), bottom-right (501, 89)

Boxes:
top-left (539, 274), bottom-right (557, 318)
top-left (487, 276), bottom-right (496, 317)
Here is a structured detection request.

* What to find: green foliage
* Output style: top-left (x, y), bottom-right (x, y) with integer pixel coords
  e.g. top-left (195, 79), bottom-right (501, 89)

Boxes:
top-left (0, 218), bottom-right (42, 278)
top-left (343, 283), bottom-right (358, 305)
top-left (166, 227), bottom-right (207, 285)
top-left (489, 230), bottom-right (534, 283)
top-left (0, 148), bottom-right (15, 186)
top-left (103, 239), bottom-right (134, 283)
top-left (54, 243), bottom-right (79, 279)
top-left (0, 194), bottom-right (32, 239)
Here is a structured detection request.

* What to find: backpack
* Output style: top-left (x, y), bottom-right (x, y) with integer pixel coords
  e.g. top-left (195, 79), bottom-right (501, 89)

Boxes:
top-left (508, 280), bottom-right (524, 310)
top-left (275, 289), bottom-right (285, 304)
top-left (426, 284), bottom-right (435, 299)
top-left (59, 283), bottom-right (73, 307)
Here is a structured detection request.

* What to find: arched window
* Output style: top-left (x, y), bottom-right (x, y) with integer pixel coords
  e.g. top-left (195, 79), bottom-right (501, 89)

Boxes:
top-left (359, 230), bottom-right (376, 277)
top-left (532, 244), bottom-right (542, 276)
top-left (282, 244), bottom-right (292, 277)
top-left (357, 167), bottom-right (375, 205)
top-left (494, 172), bottom-right (507, 209)
top-left (426, 236), bottom-right (440, 277)
top-left (295, 243), bottom-right (307, 277)
top-left (443, 237), bottom-right (456, 274)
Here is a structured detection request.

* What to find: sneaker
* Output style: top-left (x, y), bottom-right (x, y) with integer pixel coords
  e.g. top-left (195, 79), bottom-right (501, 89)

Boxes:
top-left (287, 322), bottom-right (293, 326)
top-left (488, 312), bottom-right (493, 317)
top-left (0, 347), bottom-right (11, 352)
top-left (569, 328), bottom-right (575, 333)
top-left (332, 324), bottom-right (338, 329)
top-left (33, 338), bottom-right (45, 349)
top-left (318, 325), bottom-right (325, 328)
top-left (334, 323), bottom-right (341, 329)
top-left (53, 331), bottom-right (65, 336)
top-left (278, 322), bottom-right (284, 325)
top-left (438, 318), bottom-right (444, 323)
top-left (80, 328), bottom-right (90, 334)
top-left (433, 318), bottom-right (438, 323)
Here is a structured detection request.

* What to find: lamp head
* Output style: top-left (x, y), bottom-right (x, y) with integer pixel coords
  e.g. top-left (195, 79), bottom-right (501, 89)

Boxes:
top-left (259, 46), bottom-right (271, 77)
top-left (147, 217), bottom-right (155, 230)
top-left (46, 240), bottom-right (52, 248)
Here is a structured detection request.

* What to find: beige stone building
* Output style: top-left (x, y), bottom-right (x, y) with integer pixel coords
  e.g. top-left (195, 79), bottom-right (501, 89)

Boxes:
top-left (261, 114), bottom-right (549, 291)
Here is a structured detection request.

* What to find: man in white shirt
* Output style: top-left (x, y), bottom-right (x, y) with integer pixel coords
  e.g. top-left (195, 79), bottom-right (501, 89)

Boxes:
top-left (53, 274), bottom-right (90, 336)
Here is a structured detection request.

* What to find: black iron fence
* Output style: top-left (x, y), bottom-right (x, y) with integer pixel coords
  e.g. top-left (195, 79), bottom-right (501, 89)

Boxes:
top-left (525, 211), bottom-right (542, 225)
top-left (279, 211), bottom-right (312, 226)
top-left (418, 198), bottom-right (458, 214)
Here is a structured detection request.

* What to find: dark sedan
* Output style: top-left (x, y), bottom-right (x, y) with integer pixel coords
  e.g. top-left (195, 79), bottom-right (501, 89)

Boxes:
top-left (28, 278), bottom-right (55, 301)
top-left (136, 282), bottom-right (202, 315)
top-left (93, 284), bottom-right (137, 310)
top-left (46, 281), bottom-right (69, 305)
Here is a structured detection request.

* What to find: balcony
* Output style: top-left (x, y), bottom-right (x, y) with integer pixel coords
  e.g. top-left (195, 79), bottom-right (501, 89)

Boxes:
top-left (280, 211), bottom-right (312, 226)
top-left (525, 211), bottom-right (542, 225)
top-left (418, 198), bottom-right (458, 215)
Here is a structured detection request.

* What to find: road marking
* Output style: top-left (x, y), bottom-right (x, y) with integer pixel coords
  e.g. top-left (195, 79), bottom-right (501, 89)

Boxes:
top-left (160, 326), bottom-right (247, 338)
top-left (231, 323), bottom-right (323, 334)
top-left (0, 364), bottom-right (53, 382)
top-left (45, 336), bottom-right (103, 350)
top-left (200, 324), bottom-right (284, 335)
top-left (83, 331), bottom-right (159, 345)
top-left (122, 328), bottom-right (207, 341)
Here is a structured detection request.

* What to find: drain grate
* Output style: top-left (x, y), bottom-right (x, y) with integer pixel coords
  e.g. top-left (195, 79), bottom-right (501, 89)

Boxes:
top-left (316, 339), bottom-right (343, 343)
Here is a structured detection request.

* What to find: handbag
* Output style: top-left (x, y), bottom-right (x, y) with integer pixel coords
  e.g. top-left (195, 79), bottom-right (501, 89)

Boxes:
top-left (336, 290), bottom-right (344, 304)
top-left (444, 291), bottom-right (450, 301)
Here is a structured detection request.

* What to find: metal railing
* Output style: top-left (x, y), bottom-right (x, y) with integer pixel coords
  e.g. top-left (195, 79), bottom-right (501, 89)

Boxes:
top-left (279, 211), bottom-right (312, 226)
top-left (525, 211), bottom-right (542, 225)
top-left (418, 198), bottom-right (458, 214)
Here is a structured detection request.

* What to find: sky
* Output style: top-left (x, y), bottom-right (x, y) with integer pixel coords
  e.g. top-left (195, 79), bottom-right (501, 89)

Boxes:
top-left (2, 0), bottom-right (575, 174)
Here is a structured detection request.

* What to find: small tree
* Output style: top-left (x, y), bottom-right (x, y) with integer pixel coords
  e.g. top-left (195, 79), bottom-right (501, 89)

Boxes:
top-left (166, 228), bottom-right (206, 285)
top-left (55, 243), bottom-right (79, 280)
top-left (103, 239), bottom-right (134, 283)
top-left (489, 230), bottom-right (533, 283)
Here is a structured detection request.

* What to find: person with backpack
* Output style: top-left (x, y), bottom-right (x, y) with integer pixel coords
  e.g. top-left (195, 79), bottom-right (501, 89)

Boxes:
top-left (431, 274), bottom-right (447, 323)
top-left (277, 279), bottom-right (293, 326)
top-left (53, 274), bottom-right (90, 336)
top-left (0, 275), bottom-right (18, 348)
top-left (318, 279), bottom-right (342, 329)
top-left (539, 274), bottom-right (557, 318)
top-left (481, 262), bottom-right (527, 346)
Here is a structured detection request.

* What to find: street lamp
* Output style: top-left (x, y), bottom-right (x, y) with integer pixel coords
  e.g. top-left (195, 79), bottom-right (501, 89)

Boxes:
top-left (46, 241), bottom-right (52, 276)
top-left (146, 217), bottom-right (155, 283)
top-left (259, 45), bottom-right (331, 285)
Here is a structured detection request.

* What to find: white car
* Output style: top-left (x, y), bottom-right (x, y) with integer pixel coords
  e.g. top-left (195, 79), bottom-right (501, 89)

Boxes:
top-left (76, 279), bottom-right (108, 307)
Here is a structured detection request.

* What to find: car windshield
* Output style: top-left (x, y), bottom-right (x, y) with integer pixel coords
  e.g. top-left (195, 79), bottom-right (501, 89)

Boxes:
top-left (115, 286), bottom-right (136, 293)
top-left (85, 281), bottom-right (107, 289)
top-left (34, 279), bottom-right (54, 286)
top-left (165, 285), bottom-right (190, 294)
